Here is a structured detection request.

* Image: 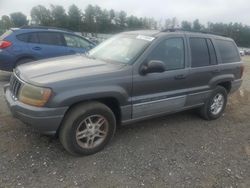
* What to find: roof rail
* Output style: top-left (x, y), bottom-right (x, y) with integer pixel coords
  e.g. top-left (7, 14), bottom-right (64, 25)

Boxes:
top-left (161, 28), bottom-right (182, 32)
top-left (20, 25), bottom-right (74, 32)
top-left (161, 28), bottom-right (228, 37)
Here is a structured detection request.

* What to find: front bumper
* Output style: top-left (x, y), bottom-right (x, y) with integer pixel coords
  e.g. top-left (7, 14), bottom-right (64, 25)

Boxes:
top-left (4, 84), bottom-right (68, 135)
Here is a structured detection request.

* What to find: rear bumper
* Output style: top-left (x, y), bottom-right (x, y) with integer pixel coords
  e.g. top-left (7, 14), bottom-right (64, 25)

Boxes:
top-left (4, 85), bottom-right (68, 135)
top-left (0, 50), bottom-right (16, 71)
top-left (230, 79), bottom-right (243, 93)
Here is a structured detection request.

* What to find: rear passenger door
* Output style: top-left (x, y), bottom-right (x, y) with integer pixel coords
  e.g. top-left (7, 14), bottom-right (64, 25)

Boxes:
top-left (185, 36), bottom-right (219, 105)
top-left (27, 31), bottom-right (68, 59)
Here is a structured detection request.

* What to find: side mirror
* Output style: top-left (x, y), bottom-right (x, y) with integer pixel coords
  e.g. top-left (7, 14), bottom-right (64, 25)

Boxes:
top-left (140, 60), bottom-right (165, 75)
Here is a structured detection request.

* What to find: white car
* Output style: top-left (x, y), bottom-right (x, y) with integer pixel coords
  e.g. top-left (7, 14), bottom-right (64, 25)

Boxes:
top-left (239, 50), bottom-right (245, 56)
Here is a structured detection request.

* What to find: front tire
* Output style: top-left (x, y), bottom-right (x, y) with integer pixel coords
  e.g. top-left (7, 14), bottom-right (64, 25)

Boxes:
top-left (199, 86), bottom-right (228, 120)
top-left (59, 102), bottom-right (116, 156)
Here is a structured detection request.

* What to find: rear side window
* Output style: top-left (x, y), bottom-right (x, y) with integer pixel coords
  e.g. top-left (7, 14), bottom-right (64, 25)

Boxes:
top-left (29, 33), bottom-right (39, 43)
top-left (216, 40), bottom-right (240, 63)
top-left (16, 33), bottom-right (29, 42)
top-left (206, 39), bottom-right (217, 65)
top-left (37, 32), bottom-right (64, 46)
top-left (190, 38), bottom-right (210, 67)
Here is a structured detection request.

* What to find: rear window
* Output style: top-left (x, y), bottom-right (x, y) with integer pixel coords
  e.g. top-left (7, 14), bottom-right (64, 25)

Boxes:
top-left (216, 40), bottom-right (240, 63)
top-left (37, 32), bottom-right (64, 46)
top-left (0, 30), bottom-right (13, 40)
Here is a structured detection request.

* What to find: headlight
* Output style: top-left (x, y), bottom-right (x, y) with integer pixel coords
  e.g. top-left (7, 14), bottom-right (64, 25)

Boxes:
top-left (18, 84), bottom-right (52, 107)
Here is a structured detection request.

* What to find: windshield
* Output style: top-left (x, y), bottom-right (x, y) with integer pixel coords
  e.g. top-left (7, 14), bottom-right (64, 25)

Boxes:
top-left (88, 34), bottom-right (154, 64)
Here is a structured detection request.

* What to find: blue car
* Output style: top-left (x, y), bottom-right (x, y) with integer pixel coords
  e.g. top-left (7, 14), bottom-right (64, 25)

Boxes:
top-left (0, 26), bottom-right (95, 71)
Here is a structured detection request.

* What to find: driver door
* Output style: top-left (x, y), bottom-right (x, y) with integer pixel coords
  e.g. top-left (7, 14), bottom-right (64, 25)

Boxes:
top-left (132, 36), bottom-right (188, 119)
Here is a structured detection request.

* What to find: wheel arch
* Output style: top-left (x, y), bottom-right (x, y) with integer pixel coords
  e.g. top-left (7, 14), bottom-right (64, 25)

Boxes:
top-left (15, 55), bottom-right (36, 67)
top-left (56, 96), bottom-right (122, 136)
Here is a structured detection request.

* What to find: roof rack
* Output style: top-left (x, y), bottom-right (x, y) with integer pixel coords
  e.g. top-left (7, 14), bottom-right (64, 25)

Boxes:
top-left (161, 28), bottom-right (228, 37)
top-left (20, 25), bottom-right (74, 32)
top-left (161, 28), bottom-right (182, 32)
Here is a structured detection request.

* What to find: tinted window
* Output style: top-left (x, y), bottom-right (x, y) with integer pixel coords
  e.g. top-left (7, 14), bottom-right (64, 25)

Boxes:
top-left (28, 33), bottom-right (39, 43)
top-left (190, 38), bottom-right (210, 67)
top-left (16, 33), bottom-right (29, 42)
top-left (216, 40), bottom-right (240, 63)
top-left (38, 32), bottom-right (64, 46)
top-left (147, 38), bottom-right (185, 71)
top-left (64, 34), bottom-right (91, 48)
top-left (207, 39), bottom-right (217, 65)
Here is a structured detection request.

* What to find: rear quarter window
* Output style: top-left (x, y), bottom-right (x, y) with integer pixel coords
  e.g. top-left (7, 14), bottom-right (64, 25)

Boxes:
top-left (215, 39), bottom-right (240, 63)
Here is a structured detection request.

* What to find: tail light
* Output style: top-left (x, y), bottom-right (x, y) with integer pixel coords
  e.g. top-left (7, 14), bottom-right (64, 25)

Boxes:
top-left (240, 65), bottom-right (244, 78)
top-left (0, 40), bottom-right (12, 49)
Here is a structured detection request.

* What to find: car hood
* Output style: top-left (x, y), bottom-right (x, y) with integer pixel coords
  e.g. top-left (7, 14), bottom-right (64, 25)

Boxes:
top-left (16, 55), bottom-right (125, 85)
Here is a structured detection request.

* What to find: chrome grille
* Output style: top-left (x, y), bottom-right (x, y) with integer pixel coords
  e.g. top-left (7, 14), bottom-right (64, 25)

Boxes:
top-left (9, 74), bottom-right (22, 99)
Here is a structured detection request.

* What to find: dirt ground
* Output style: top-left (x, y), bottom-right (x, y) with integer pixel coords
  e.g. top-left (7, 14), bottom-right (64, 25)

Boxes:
top-left (0, 57), bottom-right (249, 188)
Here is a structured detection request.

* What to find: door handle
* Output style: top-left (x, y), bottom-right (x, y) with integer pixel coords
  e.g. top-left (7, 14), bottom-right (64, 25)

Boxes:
top-left (32, 46), bottom-right (41, 51)
top-left (175, 74), bottom-right (186, 80)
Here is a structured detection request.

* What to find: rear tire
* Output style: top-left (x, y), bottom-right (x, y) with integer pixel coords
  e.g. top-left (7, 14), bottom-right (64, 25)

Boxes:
top-left (59, 102), bottom-right (116, 156)
top-left (199, 86), bottom-right (227, 120)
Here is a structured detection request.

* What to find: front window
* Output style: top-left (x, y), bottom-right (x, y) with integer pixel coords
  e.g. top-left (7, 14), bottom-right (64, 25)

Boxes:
top-left (147, 38), bottom-right (185, 71)
top-left (88, 34), bottom-right (154, 64)
top-left (64, 34), bottom-right (91, 48)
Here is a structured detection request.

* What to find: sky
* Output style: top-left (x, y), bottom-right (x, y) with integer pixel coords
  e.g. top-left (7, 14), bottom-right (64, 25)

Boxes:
top-left (0, 0), bottom-right (249, 25)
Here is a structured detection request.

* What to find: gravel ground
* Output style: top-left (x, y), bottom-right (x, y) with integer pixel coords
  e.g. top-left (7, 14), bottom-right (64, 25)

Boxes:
top-left (0, 57), bottom-right (249, 188)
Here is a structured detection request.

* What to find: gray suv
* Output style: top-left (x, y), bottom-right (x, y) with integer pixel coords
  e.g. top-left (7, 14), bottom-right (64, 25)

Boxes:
top-left (4, 30), bottom-right (244, 155)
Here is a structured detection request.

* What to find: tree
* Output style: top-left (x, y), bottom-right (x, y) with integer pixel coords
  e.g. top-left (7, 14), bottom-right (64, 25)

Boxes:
top-left (84, 5), bottom-right (95, 32)
top-left (99, 9), bottom-right (111, 33)
top-left (109, 9), bottom-right (115, 24)
top-left (0, 15), bottom-right (13, 31)
top-left (93, 5), bottom-right (103, 32)
top-left (181, 21), bottom-right (192, 31)
top-left (193, 19), bottom-right (202, 31)
top-left (10, 12), bottom-right (28, 27)
top-left (127, 15), bottom-right (143, 30)
top-left (31, 5), bottom-right (52, 25)
top-left (118, 11), bottom-right (127, 29)
top-left (50, 5), bottom-right (68, 28)
top-left (68, 4), bottom-right (82, 31)
top-left (164, 17), bottom-right (178, 29)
